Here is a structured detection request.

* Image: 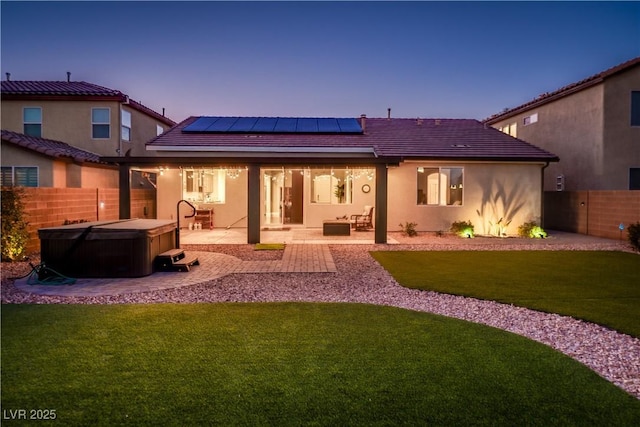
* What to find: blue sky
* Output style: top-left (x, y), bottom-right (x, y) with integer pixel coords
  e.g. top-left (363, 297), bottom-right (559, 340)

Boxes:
top-left (2, 1), bottom-right (639, 122)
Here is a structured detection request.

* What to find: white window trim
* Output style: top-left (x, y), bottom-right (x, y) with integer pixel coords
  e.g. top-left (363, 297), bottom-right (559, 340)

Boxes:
top-left (23, 106), bottom-right (42, 136)
top-left (417, 166), bottom-right (464, 207)
top-left (523, 113), bottom-right (538, 126)
top-left (1, 166), bottom-right (39, 187)
top-left (121, 109), bottom-right (132, 141)
top-left (91, 107), bottom-right (111, 139)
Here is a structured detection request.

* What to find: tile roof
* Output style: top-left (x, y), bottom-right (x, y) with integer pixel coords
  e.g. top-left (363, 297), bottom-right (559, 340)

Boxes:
top-left (1, 130), bottom-right (107, 164)
top-left (1, 81), bottom-right (124, 97)
top-left (147, 116), bottom-right (558, 162)
top-left (1, 80), bottom-right (175, 126)
top-left (485, 56), bottom-right (640, 124)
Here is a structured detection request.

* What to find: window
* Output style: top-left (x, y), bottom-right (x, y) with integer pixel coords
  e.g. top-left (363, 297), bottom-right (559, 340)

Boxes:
top-left (1, 166), bottom-right (38, 187)
top-left (499, 122), bottom-right (517, 137)
top-left (310, 168), bottom-right (353, 204)
top-left (632, 92), bottom-right (640, 127)
top-left (183, 168), bottom-right (226, 204)
top-left (156, 124), bottom-right (164, 136)
top-left (630, 168), bottom-right (640, 190)
top-left (92, 108), bottom-right (110, 139)
top-left (121, 109), bottom-right (131, 141)
top-left (523, 113), bottom-right (538, 126)
top-left (417, 167), bottom-right (463, 206)
top-left (23, 107), bottom-right (42, 137)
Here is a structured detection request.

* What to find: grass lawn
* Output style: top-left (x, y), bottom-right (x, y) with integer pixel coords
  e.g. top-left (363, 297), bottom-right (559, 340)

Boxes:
top-left (2, 303), bottom-right (639, 425)
top-left (371, 250), bottom-right (640, 337)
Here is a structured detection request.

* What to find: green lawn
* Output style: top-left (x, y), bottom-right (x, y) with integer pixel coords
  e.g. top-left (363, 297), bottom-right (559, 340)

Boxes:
top-left (2, 303), bottom-right (639, 426)
top-left (371, 250), bottom-right (640, 337)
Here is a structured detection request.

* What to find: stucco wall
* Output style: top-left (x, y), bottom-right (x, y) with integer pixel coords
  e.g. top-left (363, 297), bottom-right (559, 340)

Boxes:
top-left (1, 142), bottom-right (55, 186)
top-left (490, 84), bottom-right (604, 191)
top-left (1, 141), bottom-right (118, 188)
top-left (387, 162), bottom-right (543, 236)
top-left (1, 100), bottom-right (170, 158)
top-left (1, 100), bottom-right (122, 156)
top-left (603, 67), bottom-right (640, 189)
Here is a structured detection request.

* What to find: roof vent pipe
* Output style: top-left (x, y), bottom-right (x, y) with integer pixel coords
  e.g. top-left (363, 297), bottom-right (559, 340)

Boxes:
top-left (67, 72), bottom-right (71, 82)
top-left (360, 114), bottom-right (366, 132)
top-left (387, 108), bottom-right (391, 120)
top-left (5, 73), bottom-right (10, 81)
top-left (162, 108), bottom-right (165, 117)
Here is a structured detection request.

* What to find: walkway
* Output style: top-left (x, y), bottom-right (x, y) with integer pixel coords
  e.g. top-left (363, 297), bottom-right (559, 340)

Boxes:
top-left (15, 244), bottom-right (336, 297)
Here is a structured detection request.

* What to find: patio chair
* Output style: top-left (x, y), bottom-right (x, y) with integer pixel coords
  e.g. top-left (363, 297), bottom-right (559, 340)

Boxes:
top-left (350, 205), bottom-right (374, 231)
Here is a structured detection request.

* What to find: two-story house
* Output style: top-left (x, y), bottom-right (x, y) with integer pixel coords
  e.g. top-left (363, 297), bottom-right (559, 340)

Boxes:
top-left (1, 76), bottom-right (176, 188)
top-left (484, 57), bottom-right (640, 192)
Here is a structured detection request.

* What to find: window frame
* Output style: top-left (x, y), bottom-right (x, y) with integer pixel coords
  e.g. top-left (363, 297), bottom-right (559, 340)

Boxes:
top-left (1, 166), bottom-right (39, 187)
top-left (416, 166), bottom-right (464, 207)
top-left (310, 167), bottom-right (354, 205)
top-left (183, 168), bottom-right (226, 204)
top-left (121, 109), bottom-right (132, 141)
top-left (91, 107), bottom-right (111, 139)
top-left (631, 91), bottom-right (640, 127)
top-left (23, 107), bottom-right (42, 137)
top-left (523, 112), bottom-right (538, 126)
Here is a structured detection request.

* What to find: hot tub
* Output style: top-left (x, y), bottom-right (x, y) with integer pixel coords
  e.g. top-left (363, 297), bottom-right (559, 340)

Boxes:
top-left (38, 219), bottom-right (177, 278)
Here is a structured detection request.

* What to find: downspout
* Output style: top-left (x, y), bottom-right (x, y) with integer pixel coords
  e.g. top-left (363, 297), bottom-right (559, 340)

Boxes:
top-left (540, 161), bottom-right (550, 228)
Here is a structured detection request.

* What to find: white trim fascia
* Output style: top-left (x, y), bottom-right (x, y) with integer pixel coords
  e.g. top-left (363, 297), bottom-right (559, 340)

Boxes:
top-left (146, 145), bottom-right (376, 154)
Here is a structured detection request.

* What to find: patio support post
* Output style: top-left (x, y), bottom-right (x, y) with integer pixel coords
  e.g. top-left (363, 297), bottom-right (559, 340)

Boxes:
top-left (374, 163), bottom-right (388, 244)
top-left (118, 164), bottom-right (131, 219)
top-left (247, 164), bottom-right (261, 244)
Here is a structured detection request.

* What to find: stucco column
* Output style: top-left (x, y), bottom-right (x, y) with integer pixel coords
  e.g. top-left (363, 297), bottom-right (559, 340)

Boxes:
top-left (374, 163), bottom-right (388, 244)
top-left (118, 164), bottom-right (131, 219)
top-left (247, 164), bottom-right (261, 244)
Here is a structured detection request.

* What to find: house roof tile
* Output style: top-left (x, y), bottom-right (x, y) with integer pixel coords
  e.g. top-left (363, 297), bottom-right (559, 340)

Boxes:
top-left (1, 80), bottom-right (124, 97)
top-left (1, 129), bottom-right (107, 164)
top-left (1, 80), bottom-right (176, 126)
top-left (484, 56), bottom-right (640, 124)
top-left (147, 116), bottom-right (558, 162)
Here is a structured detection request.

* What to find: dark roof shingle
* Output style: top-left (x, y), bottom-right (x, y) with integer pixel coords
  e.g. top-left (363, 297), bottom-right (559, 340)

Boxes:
top-left (1, 80), bottom-right (176, 126)
top-left (1, 130), bottom-right (107, 164)
top-left (1, 81), bottom-right (124, 97)
top-left (147, 116), bottom-right (558, 162)
top-left (485, 56), bottom-right (640, 124)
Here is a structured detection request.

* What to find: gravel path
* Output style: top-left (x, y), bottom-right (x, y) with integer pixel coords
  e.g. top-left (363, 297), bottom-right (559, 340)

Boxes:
top-left (2, 237), bottom-right (638, 399)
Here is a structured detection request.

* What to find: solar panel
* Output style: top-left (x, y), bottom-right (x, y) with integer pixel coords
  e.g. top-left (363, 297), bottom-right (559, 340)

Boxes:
top-left (296, 118), bottom-right (319, 133)
top-left (337, 118), bottom-right (362, 133)
top-left (274, 118), bottom-right (297, 132)
top-left (206, 117), bottom-right (237, 132)
top-left (317, 118), bottom-right (340, 132)
top-left (229, 117), bottom-right (258, 132)
top-left (252, 117), bottom-right (277, 132)
top-left (183, 117), bottom-right (218, 132)
top-left (183, 117), bottom-right (362, 134)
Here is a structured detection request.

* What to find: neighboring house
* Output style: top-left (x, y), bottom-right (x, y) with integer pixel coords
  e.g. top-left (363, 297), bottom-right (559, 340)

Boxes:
top-left (484, 57), bottom-right (640, 191)
top-left (1, 77), bottom-right (176, 188)
top-left (1, 130), bottom-right (117, 188)
top-left (104, 115), bottom-right (558, 244)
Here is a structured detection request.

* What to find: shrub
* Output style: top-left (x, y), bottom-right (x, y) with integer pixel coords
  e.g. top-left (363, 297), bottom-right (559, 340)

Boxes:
top-left (518, 221), bottom-right (548, 239)
top-left (399, 222), bottom-right (418, 237)
top-left (628, 222), bottom-right (640, 252)
top-left (489, 217), bottom-right (511, 237)
top-left (1, 186), bottom-right (30, 261)
top-left (450, 220), bottom-right (474, 238)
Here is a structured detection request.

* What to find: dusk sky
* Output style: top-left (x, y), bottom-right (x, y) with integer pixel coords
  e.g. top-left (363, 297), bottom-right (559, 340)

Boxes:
top-left (2, 1), bottom-right (639, 123)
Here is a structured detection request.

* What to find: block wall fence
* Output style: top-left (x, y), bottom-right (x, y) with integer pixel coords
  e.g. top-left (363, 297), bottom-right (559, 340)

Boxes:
top-left (544, 191), bottom-right (640, 240)
top-left (13, 187), bottom-right (156, 254)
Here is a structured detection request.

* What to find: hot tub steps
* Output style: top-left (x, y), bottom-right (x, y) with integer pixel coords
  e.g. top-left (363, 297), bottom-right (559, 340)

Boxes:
top-left (155, 249), bottom-right (200, 272)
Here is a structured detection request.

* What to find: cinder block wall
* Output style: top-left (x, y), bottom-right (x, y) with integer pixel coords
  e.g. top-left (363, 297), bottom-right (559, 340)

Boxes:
top-left (544, 191), bottom-right (640, 240)
top-left (15, 187), bottom-right (156, 254)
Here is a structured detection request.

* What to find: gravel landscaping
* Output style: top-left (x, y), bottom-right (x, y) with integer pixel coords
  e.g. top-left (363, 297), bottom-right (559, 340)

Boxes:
top-left (1, 234), bottom-right (638, 399)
